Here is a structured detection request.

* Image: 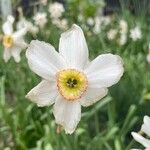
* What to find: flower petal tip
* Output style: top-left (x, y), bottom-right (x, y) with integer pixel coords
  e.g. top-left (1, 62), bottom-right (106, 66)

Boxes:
top-left (144, 115), bottom-right (150, 121)
top-left (25, 89), bottom-right (35, 100)
top-left (72, 24), bottom-right (80, 29)
top-left (131, 132), bottom-right (136, 136)
top-left (131, 132), bottom-right (140, 141)
top-left (65, 129), bottom-right (75, 134)
top-left (60, 24), bottom-right (82, 38)
top-left (25, 93), bottom-right (31, 99)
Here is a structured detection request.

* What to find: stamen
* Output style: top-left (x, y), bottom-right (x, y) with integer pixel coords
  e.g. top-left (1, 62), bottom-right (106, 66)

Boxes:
top-left (3, 35), bottom-right (14, 48)
top-left (67, 78), bottom-right (77, 88)
top-left (56, 69), bottom-right (88, 101)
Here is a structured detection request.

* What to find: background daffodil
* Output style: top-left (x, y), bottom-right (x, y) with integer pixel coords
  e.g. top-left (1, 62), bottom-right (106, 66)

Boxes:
top-left (2, 16), bottom-right (27, 63)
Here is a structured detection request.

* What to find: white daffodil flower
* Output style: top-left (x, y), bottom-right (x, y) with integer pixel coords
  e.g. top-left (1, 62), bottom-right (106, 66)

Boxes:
top-left (2, 17), bottom-right (27, 63)
top-left (87, 17), bottom-right (94, 26)
top-left (17, 16), bottom-right (39, 35)
top-left (33, 12), bottom-right (47, 29)
top-left (40, 0), bottom-right (48, 5)
top-left (101, 16), bottom-right (112, 26)
top-left (26, 24), bottom-right (124, 134)
top-left (119, 19), bottom-right (128, 34)
top-left (132, 116), bottom-right (150, 149)
top-left (93, 16), bottom-right (112, 34)
top-left (52, 18), bottom-right (68, 30)
top-left (130, 26), bottom-right (142, 41)
top-left (49, 2), bottom-right (65, 19)
top-left (107, 29), bottom-right (118, 40)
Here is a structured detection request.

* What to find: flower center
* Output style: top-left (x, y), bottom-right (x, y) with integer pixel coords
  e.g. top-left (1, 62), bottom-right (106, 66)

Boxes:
top-left (3, 35), bottom-right (14, 48)
top-left (57, 69), bottom-right (88, 101)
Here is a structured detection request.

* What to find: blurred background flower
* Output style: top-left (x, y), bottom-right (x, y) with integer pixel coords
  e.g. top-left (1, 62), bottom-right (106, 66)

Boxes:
top-left (33, 12), bottom-right (47, 29)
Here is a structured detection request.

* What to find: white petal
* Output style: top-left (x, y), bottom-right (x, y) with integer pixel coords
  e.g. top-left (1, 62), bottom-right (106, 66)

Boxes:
top-left (3, 48), bottom-right (11, 63)
top-left (2, 21), bottom-right (13, 34)
top-left (53, 95), bottom-right (81, 134)
top-left (80, 87), bottom-right (108, 107)
top-left (141, 116), bottom-right (150, 137)
top-left (59, 24), bottom-right (89, 70)
top-left (11, 47), bottom-right (22, 63)
top-left (7, 15), bottom-right (15, 24)
top-left (131, 132), bottom-right (150, 149)
top-left (26, 80), bottom-right (58, 107)
top-left (14, 38), bottom-right (27, 49)
top-left (13, 27), bottom-right (27, 40)
top-left (26, 40), bottom-right (66, 80)
top-left (85, 54), bottom-right (124, 88)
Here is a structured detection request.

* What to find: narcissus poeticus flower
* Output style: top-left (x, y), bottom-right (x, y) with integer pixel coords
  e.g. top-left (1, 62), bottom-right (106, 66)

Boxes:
top-left (49, 2), bottom-right (65, 19)
top-left (132, 116), bottom-right (150, 149)
top-left (33, 12), bottom-right (47, 29)
top-left (130, 26), bottom-right (142, 41)
top-left (26, 24), bottom-right (124, 134)
top-left (2, 16), bottom-right (27, 63)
